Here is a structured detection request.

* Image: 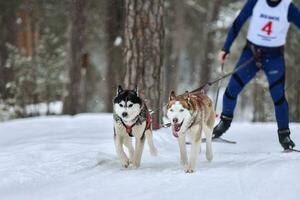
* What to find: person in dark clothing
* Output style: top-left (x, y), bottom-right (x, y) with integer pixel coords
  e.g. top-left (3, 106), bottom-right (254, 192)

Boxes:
top-left (213, 0), bottom-right (300, 150)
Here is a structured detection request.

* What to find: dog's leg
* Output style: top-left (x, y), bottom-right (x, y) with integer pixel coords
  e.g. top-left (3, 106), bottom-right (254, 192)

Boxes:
top-left (186, 125), bottom-right (202, 173)
top-left (114, 133), bottom-right (130, 168)
top-left (133, 134), bottom-right (146, 168)
top-left (131, 123), bottom-right (147, 167)
top-left (124, 136), bottom-right (135, 164)
top-left (204, 125), bottom-right (213, 162)
top-left (178, 133), bottom-right (188, 167)
top-left (145, 129), bottom-right (158, 156)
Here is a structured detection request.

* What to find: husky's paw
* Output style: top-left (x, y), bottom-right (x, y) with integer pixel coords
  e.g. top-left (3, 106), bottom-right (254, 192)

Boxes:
top-left (206, 152), bottom-right (213, 162)
top-left (150, 147), bottom-right (158, 156)
top-left (121, 159), bottom-right (130, 168)
top-left (129, 158), bottom-right (134, 164)
top-left (184, 165), bottom-right (195, 173)
top-left (132, 160), bottom-right (141, 168)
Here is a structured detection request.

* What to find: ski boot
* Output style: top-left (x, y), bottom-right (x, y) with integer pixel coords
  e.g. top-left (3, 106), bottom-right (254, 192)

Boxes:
top-left (212, 114), bottom-right (232, 139)
top-left (278, 129), bottom-right (295, 150)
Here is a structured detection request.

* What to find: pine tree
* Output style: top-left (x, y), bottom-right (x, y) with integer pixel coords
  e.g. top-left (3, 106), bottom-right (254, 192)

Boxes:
top-left (123, 0), bottom-right (165, 127)
top-left (63, 0), bottom-right (88, 115)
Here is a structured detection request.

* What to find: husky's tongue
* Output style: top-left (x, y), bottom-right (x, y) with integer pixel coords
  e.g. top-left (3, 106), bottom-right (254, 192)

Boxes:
top-left (172, 121), bottom-right (183, 138)
top-left (172, 126), bottom-right (179, 138)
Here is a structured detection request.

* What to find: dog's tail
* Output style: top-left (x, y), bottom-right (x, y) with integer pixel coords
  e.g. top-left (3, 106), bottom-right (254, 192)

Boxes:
top-left (145, 130), bottom-right (158, 156)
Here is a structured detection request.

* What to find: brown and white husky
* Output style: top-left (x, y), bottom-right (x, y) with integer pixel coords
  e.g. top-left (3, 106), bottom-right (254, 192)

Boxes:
top-left (167, 91), bottom-right (215, 173)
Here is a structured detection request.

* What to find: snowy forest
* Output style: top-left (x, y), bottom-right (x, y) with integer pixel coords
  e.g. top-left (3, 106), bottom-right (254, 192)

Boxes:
top-left (1, 1), bottom-right (300, 199)
top-left (1, 0), bottom-right (300, 123)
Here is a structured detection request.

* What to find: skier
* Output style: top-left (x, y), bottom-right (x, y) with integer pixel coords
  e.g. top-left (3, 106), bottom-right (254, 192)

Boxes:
top-left (213, 0), bottom-right (300, 150)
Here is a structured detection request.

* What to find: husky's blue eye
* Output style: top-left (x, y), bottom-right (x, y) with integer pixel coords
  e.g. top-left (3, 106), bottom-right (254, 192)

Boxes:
top-left (128, 104), bottom-right (133, 108)
top-left (119, 104), bottom-right (124, 107)
top-left (170, 109), bottom-right (174, 112)
top-left (179, 109), bottom-right (184, 112)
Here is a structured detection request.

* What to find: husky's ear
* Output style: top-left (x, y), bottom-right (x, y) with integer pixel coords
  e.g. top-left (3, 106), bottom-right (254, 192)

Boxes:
top-left (117, 85), bottom-right (123, 94)
top-left (169, 91), bottom-right (176, 101)
top-left (183, 91), bottom-right (190, 100)
top-left (134, 85), bottom-right (139, 96)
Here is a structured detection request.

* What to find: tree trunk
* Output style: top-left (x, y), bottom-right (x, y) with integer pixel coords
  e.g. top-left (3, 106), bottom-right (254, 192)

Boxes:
top-left (199, 0), bottom-right (223, 86)
top-left (124, 0), bottom-right (165, 127)
top-left (63, 0), bottom-right (88, 115)
top-left (0, 1), bottom-right (18, 99)
top-left (285, 20), bottom-right (300, 123)
top-left (105, 0), bottom-right (125, 112)
top-left (165, 0), bottom-right (184, 97)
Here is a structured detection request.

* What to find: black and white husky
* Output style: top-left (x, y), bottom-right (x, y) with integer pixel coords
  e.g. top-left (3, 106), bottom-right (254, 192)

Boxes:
top-left (113, 86), bottom-right (157, 168)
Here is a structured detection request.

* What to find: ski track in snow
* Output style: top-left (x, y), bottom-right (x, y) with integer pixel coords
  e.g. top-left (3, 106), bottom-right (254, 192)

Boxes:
top-left (0, 114), bottom-right (299, 200)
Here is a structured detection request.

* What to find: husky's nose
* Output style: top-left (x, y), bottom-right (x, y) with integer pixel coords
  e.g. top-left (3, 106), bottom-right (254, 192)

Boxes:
top-left (122, 112), bottom-right (128, 118)
top-left (173, 118), bottom-right (178, 123)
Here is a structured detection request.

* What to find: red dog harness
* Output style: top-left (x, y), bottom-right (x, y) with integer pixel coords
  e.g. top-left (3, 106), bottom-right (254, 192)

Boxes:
top-left (190, 94), bottom-right (204, 103)
top-left (121, 107), bottom-right (152, 137)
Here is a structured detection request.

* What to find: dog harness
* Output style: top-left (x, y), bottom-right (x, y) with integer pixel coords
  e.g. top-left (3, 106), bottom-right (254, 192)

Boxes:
top-left (189, 93), bottom-right (204, 103)
top-left (114, 103), bottom-right (152, 137)
top-left (189, 93), bottom-right (213, 108)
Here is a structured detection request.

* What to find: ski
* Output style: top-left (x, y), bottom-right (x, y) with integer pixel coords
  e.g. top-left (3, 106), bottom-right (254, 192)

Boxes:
top-left (283, 148), bottom-right (300, 153)
top-left (213, 137), bottom-right (237, 144)
top-left (162, 123), bottom-right (171, 128)
top-left (292, 149), bottom-right (300, 153)
top-left (200, 137), bottom-right (237, 144)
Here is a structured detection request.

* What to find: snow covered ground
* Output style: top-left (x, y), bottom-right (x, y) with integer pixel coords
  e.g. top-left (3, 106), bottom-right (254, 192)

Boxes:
top-left (0, 114), bottom-right (299, 200)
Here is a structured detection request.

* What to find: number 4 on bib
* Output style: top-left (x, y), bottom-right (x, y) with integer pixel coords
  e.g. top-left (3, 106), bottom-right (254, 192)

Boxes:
top-left (262, 21), bottom-right (273, 35)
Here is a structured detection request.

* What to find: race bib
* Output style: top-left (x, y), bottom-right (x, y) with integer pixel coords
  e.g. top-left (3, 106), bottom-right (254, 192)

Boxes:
top-left (247, 0), bottom-right (291, 47)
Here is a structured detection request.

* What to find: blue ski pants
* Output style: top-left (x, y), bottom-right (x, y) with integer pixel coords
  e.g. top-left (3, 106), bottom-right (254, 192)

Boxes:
top-left (222, 46), bottom-right (289, 130)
